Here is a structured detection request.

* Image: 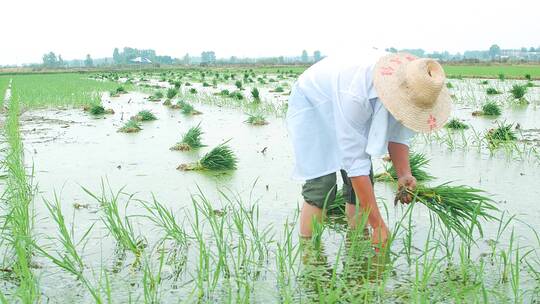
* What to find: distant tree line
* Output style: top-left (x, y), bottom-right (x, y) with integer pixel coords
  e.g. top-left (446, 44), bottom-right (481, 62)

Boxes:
top-left (112, 47), bottom-right (173, 65)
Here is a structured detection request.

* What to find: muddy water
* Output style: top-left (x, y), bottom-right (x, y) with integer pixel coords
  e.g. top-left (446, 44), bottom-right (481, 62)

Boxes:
top-left (17, 79), bottom-right (540, 301)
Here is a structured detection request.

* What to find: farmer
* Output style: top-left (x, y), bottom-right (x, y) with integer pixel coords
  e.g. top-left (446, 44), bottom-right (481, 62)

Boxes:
top-left (287, 50), bottom-right (451, 246)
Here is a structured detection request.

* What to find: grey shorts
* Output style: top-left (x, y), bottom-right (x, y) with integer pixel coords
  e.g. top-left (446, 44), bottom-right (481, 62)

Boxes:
top-left (302, 169), bottom-right (374, 209)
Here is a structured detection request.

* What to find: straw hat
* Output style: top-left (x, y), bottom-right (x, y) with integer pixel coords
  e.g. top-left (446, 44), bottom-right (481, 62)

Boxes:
top-left (373, 52), bottom-right (451, 133)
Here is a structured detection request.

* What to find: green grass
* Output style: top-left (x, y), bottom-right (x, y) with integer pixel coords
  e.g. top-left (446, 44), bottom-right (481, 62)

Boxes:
top-left (9, 73), bottom-right (129, 108)
top-left (444, 65), bottom-right (540, 79)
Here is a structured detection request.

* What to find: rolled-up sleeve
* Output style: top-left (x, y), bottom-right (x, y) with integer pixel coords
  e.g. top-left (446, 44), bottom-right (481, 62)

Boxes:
top-left (335, 91), bottom-right (373, 177)
top-left (388, 115), bottom-right (416, 146)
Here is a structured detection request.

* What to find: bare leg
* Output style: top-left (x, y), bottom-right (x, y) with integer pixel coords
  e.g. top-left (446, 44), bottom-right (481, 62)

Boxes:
top-left (299, 202), bottom-right (324, 237)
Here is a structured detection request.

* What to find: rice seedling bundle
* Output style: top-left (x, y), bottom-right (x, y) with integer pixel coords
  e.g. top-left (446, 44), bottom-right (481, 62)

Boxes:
top-left (89, 104), bottom-right (105, 115)
top-left (170, 124), bottom-right (205, 151)
top-left (509, 84), bottom-right (527, 99)
top-left (375, 152), bottom-right (434, 182)
top-left (395, 183), bottom-right (498, 240)
top-left (235, 80), bottom-right (243, 90)
top-left (118, 120), bottom-right (142, 133)
top-left (446, 82), bottom-right (453, 89)
top-left (166, 88), bottom-right (178, 99)
top-left (485, 122), bottom-right (517, 147)
top-left (147, 91), bottom-right (164, 101)
top-left (251, 87), bottom-right (260, 102)
top-left (132, 110), bottom-right (157, 122)
top-left (486, 88), bottom-right (500, 95)
top-left (479, 101), bottom-right (501, 116)
top-left (189, 88), bottom-right (198, 94)
top-left (445, 118), bottom-right (469, 130)
top-left (177, 143), bottom-right (237, 171)
top-left (229, 91), bottom-right (244, 100)
top-left (245, 114), bottom-right (268, 126)
top-left (181, 103), bottom-right (202, 115)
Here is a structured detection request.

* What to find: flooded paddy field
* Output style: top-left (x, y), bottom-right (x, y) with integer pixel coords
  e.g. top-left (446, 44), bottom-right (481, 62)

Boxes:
top-left (0, 69), bottom-right (540, 303)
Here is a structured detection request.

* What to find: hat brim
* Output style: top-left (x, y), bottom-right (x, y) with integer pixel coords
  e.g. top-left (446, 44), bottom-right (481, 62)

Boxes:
top-left (373, 53), bottom-right (452, 133)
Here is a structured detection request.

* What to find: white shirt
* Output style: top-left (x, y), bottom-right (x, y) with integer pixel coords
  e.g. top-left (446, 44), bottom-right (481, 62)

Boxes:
top-left (286, 50), bottom-right (415, 181)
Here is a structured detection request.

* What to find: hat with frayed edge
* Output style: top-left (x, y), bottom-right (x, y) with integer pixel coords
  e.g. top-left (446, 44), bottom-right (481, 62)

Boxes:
top-left (373, 52), bottom-right (451, 133)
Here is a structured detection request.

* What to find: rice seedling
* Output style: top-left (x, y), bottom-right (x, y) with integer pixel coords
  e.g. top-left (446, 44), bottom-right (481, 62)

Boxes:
top-left (498, 73), bottom-right (505, 81)
top-left (118, 120), bottom-right (142, 133)
top-left (229, 91), bottom-right (244, 100)
top-left (82, 184), bottom-right (145, 262)
top-left (218, 89), bottom-right (230, 97)
top-left (131, 110), bottom-right (157, 122)
top-left (139, 197), bottom-right (187, 246)
top-left (109, 86), bottom-right (126, 97)
top-left (485, 122), bottom-right (517, 147)
top-left (170, 123), bottom-right (205, 151)
top-left (375, 152), bottom-right (434, 182)
top-left (181, 102), bottom-right (202, 115)
top-left (272, 86), bottom-right (285, 93)
top-left (202, 82), bottom-right (211, 87)
top-left (2, 96), bottom-right (39, 302)
top-left (525, 74), bottom-right (531, 81)
top-left (486, 87), bottom-right (500, 95)
top-left (395, 183), bottom-right (498, 240)
top-left (525, 81), bottom-right (534, 87)
top-left (147, 91), bottom-right (164, 101)
top-left (89, 104), bottom-right (105, 115)
top-left (177, 143), bottom-right (237, 171)
top-left (446, 82), bottom-right (453, 89)
top-left (185, 82), bottom-right (192, 86)
top-left (480, 80), bottom-right (489, 85)
top-left (445, 118), bottom-right (469, 130)
top-left (509, 84), bottom-right (527, 99)
top-left (189, 88), bottom-right (198, 94)
top-left (245, 113), bottom-right (268, 125)
top-left (251, 87), bottom-right (260, 102)
top-left (173, 81), bottom-right (182, 89)
top-left (166, 88), bottom-right (178, 99)
top-left (33, 194), bottom-right (103, 303)
top-left (235, 80), bottom-right (243, 90)
top-left (475, 101), bottom-right (501, 116)
top-left (162, 99), bottom-right (172, 106)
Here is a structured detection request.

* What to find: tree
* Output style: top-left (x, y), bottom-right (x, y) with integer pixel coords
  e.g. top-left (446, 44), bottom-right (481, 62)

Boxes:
top-left (113, 48), bottom-right (121, 64)
top-left (42, 52), bottom-right (58, 68)
top-left (301, 50), bottom-right (309, 63)
top-left (489, 44), bottom-right (501, 59)
top-left (386, 47), bottom-right (398, 53)
top-left (313, 50), bottom-right (321, 62)
top-left (58, 54), bottom-right (64, 67)
top-left (529, 47), bottom-right (535, 52)
top-left (84, 54), bottom-right (94, 67)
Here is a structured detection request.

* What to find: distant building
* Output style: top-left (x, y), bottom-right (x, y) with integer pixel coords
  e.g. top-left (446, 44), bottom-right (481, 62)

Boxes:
top-left (130, 57), bottom-right (152, 64)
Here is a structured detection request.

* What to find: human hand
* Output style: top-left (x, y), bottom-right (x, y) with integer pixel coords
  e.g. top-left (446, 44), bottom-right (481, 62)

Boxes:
top-left (396, 174), bottom-right (417, 204)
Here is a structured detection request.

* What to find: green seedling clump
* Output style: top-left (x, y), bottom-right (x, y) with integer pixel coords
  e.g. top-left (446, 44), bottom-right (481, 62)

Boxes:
top-left (118, 120), bottom-right (142, 133)
top-left (375, 152), bottom-right (434, 182)
top-left (478, 101), bottom-right (501, 116)
top-left (395, 183), bottom-right (498, 240)
top-left (445, 118), bottom-right (469, 130)
top-left (148, 91), bottom-right (164, 101)
top-left (110, 86), bottom-right (127, 97)
top-left (181, 103), bottom-right (202, 115)
top-left (189, 88), bottom-right (198, 94)
top-left (480, 80), bottom-right (489, 85)
top-left (170, 124), bottom-right (205, 151)
top-left (251, 87), bottom-right (260, 102)
top-left (163, 99), bottom-right (172, 106)
top-left (177, 143), bottom-right (237, 171)
top-left (486, 87), bottom-right (499, 95)
top-left (132, 110), bottom-right (157, 122)
top-left (446, 82), bottom-right (453, 89)
top-left (229, 91), bottom-right (244, 100)
top-left (246, 113), bottom-right (268, 125)
top-left (509, 84), bottom-right (527, 99)
top-left (166, 88), bottom-right (178, 99)
top-left (273, 86), bottom-right (284, 93)
top-left (485, 122), bottom-right (517, 147)
top-left (235, 80), bottom-right (243, 90)
top-left (525, 74), bottom-right (532, 80)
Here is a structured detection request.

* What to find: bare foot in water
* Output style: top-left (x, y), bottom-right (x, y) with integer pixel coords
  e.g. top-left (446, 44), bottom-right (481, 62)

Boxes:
top-left (371, 225), bottom-right (389, 252)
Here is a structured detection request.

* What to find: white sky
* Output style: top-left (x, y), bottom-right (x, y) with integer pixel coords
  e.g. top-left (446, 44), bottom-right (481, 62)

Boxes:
top-left (1, 0), bottom-right (539, 65)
